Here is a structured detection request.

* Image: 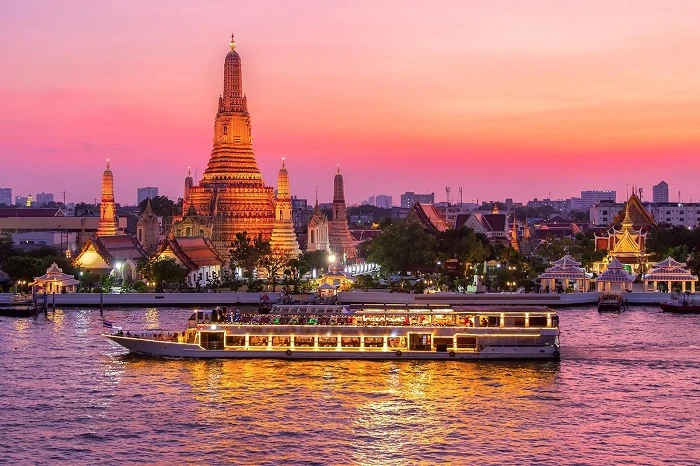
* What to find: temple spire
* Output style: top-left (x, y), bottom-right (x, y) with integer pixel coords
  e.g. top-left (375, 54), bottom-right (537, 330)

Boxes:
top-left (230, 33), bottom-right (235, 51)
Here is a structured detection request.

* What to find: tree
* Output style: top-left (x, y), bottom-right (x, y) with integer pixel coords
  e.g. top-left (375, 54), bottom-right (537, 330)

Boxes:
top-left (229, 232), bottom-right (269, 281)
top-left (367, 220), bottom-right (437, 274)
top-left (140, 257), bottom-right (188, 292)
top-left (1, 256), bottom-right (42, 281)
top-left (0, 234), bottom-right (20, 264)
top-left (260, 247), bottom-right (294, 291)
top-left (436, 227), bottom-right (490, 269)
top-left (139, 195), bottom-right (177, 217)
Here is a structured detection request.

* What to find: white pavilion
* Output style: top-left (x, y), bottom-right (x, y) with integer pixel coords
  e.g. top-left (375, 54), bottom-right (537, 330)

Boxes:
top-left (538, 255), bottom-right (591, 293)
top-left (595, 257), bottom-right (635, 293)
top-left (31, 262), bottom-right (80, 294)
top-left (642, 257), bottom-right (698, 293)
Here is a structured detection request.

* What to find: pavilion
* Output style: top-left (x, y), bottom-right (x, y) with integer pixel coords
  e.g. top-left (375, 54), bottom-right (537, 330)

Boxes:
top-left (642, 257), bottom-right (698, 293)
top-left (537, 255), bottom-right (591, 293)
top-left (595, 257), bottom-right (635, 293)
top-left (31, 262), bottom-right (79, 294)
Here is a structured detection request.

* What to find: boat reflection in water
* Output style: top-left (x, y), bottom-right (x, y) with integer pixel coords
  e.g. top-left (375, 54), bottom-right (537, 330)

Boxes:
top-left (105, 305), bottom-right (561, 360)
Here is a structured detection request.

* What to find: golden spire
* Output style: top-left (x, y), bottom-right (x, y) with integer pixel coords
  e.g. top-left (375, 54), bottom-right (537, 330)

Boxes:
top-left (106, 158), bottom-right (110, 170)
top-left (622, 201), bottom-right (633, 230)
top-left (230, 33), bottom-right (236, 51)
top-left (282, 157), bottom-right (286, 169)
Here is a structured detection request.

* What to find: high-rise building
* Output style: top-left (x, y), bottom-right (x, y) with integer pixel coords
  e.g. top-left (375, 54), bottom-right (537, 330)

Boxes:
top-left (368, 196), bottom-right (375, 206)
top-left (375, 195), bottom-right (392, 209)
top-left (0, 188), bottom-right (11, 206)
top-left (652, 181), bottom-right (669, 203)
top-left (400, 191), bottom-right (434, 208)
top-left (176, 36), bottom-right (275, 252)
top-left (580, 190), bottom-right (616, 210)
top-left (97, 160), bottom-right (118, 236)
top-left (35, 192), bottom-right (54, 206)
top-left (15, 195), bottom-right (28, 206)
top-left (137, 187), bottom-right (159, 205)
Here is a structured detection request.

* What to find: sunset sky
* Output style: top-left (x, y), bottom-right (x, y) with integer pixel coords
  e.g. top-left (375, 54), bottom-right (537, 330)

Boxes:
top-left (1, 1), bottom-right (699, 206)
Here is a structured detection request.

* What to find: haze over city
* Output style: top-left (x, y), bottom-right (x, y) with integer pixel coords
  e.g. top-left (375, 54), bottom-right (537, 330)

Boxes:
top-left (2, 0), bottom-right (699, 205)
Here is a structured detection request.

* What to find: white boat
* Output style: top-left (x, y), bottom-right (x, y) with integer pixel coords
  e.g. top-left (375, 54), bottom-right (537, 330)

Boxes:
top-left (104, 304), bottom-right (561, 360)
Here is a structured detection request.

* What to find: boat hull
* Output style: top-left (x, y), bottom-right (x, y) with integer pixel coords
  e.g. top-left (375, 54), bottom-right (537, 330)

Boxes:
top-left (0, 307), bottom-right (39, 318)
top-left (598, 303), bottom-right (621, 313)
top-left (105, 335), bottom-right (560, 360)
top-left (658, 302), bottom-right (700, 314)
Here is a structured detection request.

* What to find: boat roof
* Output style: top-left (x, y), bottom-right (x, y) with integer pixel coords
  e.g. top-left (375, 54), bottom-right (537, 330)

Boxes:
top-left (264, 304), bottom-right (555, 315)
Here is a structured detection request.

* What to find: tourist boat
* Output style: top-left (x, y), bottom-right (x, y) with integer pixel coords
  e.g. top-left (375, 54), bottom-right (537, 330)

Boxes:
top-left (104, 305), bottom-right (561, 360)
top-left (598, 293), bottom-right (624, 313)
top-left (658, 295), bottom-right (700, 314)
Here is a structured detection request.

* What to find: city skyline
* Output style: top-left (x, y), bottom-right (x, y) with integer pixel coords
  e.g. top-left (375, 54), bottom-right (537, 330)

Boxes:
top-left (2, 1), bottom-right (699, 205)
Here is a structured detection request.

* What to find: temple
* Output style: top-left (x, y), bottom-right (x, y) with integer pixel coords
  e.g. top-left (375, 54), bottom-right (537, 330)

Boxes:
top-left (307, 189), bottom-right (331, 253)
top-left (327, 166), bottom-right (356, 261)
top-left (173, 36), bottom-right (275, 254)
top-left (136, 199), bottom-right (160, 254)
top-left (594, 195), bottom-right (651, 273)
top-left (269, 159), bottom-right (301, 259)
top-left (96, 160), bottom-right (118, 236)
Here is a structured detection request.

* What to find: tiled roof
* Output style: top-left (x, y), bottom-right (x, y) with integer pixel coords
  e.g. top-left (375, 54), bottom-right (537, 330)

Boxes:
top-left (0, 208), bottom-right (65, 218)
top-left (160, 237), bottom-right (224, 271)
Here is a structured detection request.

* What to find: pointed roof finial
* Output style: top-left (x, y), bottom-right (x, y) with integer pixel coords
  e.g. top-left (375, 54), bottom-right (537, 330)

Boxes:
top-left (336, 164), bottom-right (340, 174)
top-left (282, 157), bottom-right (286, 169)
top-left (106, 158), bottom-right (110, 169)
top-left (230, 33), bottom-right (236, 51)
top-left (187, 166), bottom-right (191, 176)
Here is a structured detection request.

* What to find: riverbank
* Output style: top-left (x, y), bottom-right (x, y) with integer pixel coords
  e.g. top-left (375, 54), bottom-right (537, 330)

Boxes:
top-left (0, 290), bottom-right (679, 308)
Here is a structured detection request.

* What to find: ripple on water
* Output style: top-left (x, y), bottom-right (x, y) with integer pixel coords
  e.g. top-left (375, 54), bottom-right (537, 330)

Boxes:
top-left (0, 306), bottom-right (699, 465)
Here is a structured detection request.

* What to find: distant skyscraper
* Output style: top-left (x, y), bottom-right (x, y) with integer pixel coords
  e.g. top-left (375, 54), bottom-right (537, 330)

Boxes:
top-left (14, 195), bottom-right (28, 206)
top-left (400, 191), bottom-right (435, 208)
top-left (652, 181), bottom-right (669, 203)
top-left (0, 188), bottom-right (11, 206)
top-left (35, 192), bottom-right (54, 206)
top-left (375, 194), bottom-right (392, 209)
top-left (581, 190), bottom-right (616, 209)
top-left (368, 195), bottom-right (375, 206)
top-left (137, 186), bottom-right (159, 205)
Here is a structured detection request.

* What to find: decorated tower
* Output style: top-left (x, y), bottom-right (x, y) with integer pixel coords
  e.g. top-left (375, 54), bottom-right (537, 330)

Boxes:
top-left (269, 158), bottom-right (301, 259)
top-left (328, 166), bottom-right (356, 261)
top-left (180, 36), bottom-right (275, 252)
top-left (97, 159), bottom-right (118, 236)
top-left (182, 167), bottom-right (194, 216)
top-left (307, 188), bottom-right (331, 253)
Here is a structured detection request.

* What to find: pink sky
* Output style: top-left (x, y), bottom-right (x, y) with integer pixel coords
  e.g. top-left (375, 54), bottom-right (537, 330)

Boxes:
top-left (1, 0), bottom-right (700, 206)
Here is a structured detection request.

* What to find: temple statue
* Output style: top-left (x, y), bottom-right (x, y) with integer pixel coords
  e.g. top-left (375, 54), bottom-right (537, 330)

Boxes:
top-left (136, 198), bottom-right (160, 254)
top-left (328, 166), bottom-right (356, 261)
top-left (96, 159), bottom-right (118, 236)
top-left (269, 158), bottom-right (301, 259)
top-left (307, 189), bottom-right (331, 253)
top-left (172, 36), bottom-right (274, 255)
top-left (594, 199), bottom-right (650, 273)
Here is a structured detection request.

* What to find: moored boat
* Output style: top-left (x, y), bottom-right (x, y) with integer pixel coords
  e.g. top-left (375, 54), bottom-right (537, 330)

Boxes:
top-left (657, 299), bottom-right (700, 314)
top-left (0, 295), bottom-right (40, 318)
top-left (598, 293), bottom-right (624, 313)
top-left (104, 304), bottom-right (561, 360)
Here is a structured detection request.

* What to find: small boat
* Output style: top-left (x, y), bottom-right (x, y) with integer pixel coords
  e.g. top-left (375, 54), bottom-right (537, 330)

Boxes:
top-left (104, 304), bottom-right (561, 360)
top-left (598, 293), bottom-right (624, 313)
top-left (0, 295), bottom-right (40, 318)
top-left (658, 295), bottom-right (700, 314)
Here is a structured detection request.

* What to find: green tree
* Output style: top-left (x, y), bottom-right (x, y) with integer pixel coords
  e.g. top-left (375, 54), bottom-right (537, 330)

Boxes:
top-left (0, 234), bottom-right (21, 264)
top-left (229, 232), bottom-right (269, 281)
top-left (1, 256), bottom-right (42, 281)
top-left (141, 257), bottom-right (188, 292)
top-left (139, 195), bottom-right (178, 217)
top-left (367, 220), bottom-right (437, 274)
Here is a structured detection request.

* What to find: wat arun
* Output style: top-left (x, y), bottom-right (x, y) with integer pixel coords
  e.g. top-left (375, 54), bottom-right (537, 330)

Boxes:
top-left (175, 36), bottom-right (275, 254)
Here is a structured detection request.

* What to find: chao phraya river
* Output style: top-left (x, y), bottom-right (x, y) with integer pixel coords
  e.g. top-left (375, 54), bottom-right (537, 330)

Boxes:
top-left (1, 306), bottom-right (698, 465)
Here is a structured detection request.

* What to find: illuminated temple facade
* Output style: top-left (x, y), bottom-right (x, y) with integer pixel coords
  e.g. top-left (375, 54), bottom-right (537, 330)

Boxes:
top-left (269, 159), bottom-right (301, 259)
top-left (174, 37), bottom-right (275, 253)
top-left (96, 160), bottom-right (118, 236)
top-left (328, 167), bottom-right (357, 261)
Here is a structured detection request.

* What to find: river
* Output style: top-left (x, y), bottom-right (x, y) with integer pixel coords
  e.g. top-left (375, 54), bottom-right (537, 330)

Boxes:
top-left (0, 306), bottom-right (698, 465)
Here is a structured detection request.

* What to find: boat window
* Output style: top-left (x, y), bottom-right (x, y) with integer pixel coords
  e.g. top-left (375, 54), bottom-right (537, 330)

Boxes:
top-left (226, 335), bottom-right (245, 346)
top-left (504, 317), bottom-right (526, 327)
top-left (529, 316), bottom-right (547, 327)
top-left (318, 337), bottom-right (337, 347)
top-left (272, 336), bottom-right (291, 346)
top-left (551, 316), bottom-right (559, 327)
top-left (432, 315), bottom-right (455, 326)
top-left (341, 337), bottom-right (361, 348)
top-left (364, 337), bottom-right (384, 348)
top-left (388, 337), bottom-right (406, 349)
top-left (294, 336), bottom-right (315, 347)
top-left (433, 337), bottom-right (453, 351)
top-left (456, 315), bottom-right (474, 327)
top-left (200, 331), bottom-right (225, 350)
top-left (249, 336), bottom-right (269, 346)
top-left (479, 315), bottom-right (500, 327)
top-left (456, 337), bottom-right (477, 349)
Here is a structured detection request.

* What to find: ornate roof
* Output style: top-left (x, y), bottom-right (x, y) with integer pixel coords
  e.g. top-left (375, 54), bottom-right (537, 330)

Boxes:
top-left (612, 191), bottom-right (656, 228)
top-left (595, 258), bottom-right (635, 283)
top-left (643, 256), bottom-right (698, 282)
top-left (408, 202), bottom-right (449, 233)
top-left (538, 255), bottom-right (588, 280)
top-left (158, 237), bottom-right (225, 271)
top-left (32, 262), bottom-right (79, 286)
